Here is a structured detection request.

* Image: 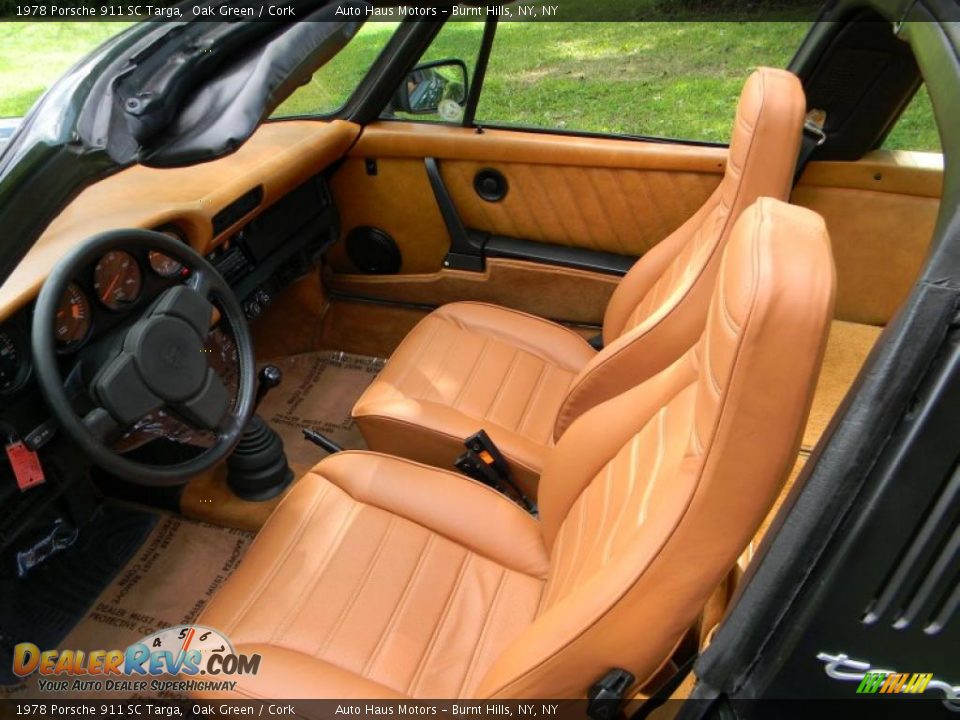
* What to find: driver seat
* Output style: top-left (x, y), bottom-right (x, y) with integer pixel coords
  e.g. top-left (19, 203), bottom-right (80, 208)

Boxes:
top-left (194, 199), bottom-right (834, 699)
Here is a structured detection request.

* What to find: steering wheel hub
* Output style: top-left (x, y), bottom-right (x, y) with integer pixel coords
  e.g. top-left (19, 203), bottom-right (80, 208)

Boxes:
top-left (128, 315), bottom-right (207, 401)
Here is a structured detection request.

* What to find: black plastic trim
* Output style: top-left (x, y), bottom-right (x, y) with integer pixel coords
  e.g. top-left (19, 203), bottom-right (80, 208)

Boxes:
top-left (484, 235), bottom-right (635, 276)
top-left (463, 18), bottom-right (499, 127)
top-left (424, 157), bottom-right (484, 271)
top-left (212, 186), bottom-right (264, 237)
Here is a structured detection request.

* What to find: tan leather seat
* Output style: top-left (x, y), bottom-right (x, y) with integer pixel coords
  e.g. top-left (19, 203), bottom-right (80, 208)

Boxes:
top-left (353, 68), bottom-right (807, 494)
top-left (197, 198), bottom-right (835, 699)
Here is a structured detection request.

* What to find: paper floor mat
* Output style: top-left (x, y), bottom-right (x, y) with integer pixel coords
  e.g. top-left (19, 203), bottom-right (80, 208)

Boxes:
top-left (4, 515), bottom-right (253, 700)
top-left (257, 350), bottom-right (386, 479)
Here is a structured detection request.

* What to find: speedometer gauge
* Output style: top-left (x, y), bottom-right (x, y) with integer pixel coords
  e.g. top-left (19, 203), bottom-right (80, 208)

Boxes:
top-left (54, 283), bottom-right (92, 348)
top-left (0, 330), bottom-right (29, 395)
top-left (94, 250), bottom-right (142, 310)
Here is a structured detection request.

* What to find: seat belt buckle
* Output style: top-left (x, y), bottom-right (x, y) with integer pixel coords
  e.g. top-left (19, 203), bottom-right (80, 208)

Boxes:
top-left (464, 429), bottom-right (510, 477)
top-left (454, 430), bottom-right (538, 516)
top-left (803, 118), bottom-right (826, 147)
top-left (587, 668), bottom-right (635, 720)
top-left (454, 448), bottom-right (503, 490)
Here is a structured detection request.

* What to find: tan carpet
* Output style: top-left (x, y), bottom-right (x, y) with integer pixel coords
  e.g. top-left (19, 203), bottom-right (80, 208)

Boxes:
top-left (801, 320), bottom-right (883, 452)
top-left (4, 515), bottom-right (253, 700)
top-left (752, 320), bottom-right (882, 547)
top-left (181, 351), bottom-right (384, 531)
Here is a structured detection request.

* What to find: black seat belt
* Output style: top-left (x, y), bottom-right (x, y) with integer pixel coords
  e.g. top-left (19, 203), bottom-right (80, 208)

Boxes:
top-left (793, 113), bottom-right (827, 185)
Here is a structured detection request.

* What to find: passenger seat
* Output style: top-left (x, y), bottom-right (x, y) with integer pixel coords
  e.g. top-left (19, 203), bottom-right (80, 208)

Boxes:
top-left (352, 68), bottom-right (806, 495)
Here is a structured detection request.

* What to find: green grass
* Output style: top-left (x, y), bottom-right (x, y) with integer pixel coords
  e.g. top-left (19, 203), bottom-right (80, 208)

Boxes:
top-left (0, 19), bottom-right (941, 152)
top-left (0, 23), bottom-right (131, 117)
top-left (475, 21), bottom-right (812, 142)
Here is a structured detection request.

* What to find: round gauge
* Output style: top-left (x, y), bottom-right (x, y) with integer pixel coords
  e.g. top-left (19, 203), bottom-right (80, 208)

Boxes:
top-left (0, 330), bottom-right (29, 395)
top-left (148, 249), bottom-right (184, 278)
top-left (94, 251), bottom-right (142, 310)
top-left (54, 283), bottom-right (92, 348)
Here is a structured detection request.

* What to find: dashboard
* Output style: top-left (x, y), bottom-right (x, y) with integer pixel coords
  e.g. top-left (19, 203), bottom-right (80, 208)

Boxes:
top-left (0, 120), bottom-right (356, 552)
top-left (0, 120), bottom-right (354, 406)
top-left (0, 168), bottom-right (338, 403)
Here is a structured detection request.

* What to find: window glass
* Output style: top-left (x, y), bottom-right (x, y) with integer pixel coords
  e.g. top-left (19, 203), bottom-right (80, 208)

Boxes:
top-left (883, 85), bottom-right (940, 152)
top-left (381, 21), bottom-right (485, 124)
top-left (473, 21), bottom-right (811, 141)
top-left (272, 22), bottom-right (398, 118)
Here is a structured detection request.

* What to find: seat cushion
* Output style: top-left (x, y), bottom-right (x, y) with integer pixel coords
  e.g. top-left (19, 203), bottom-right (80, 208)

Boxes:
top-left (352, 302), bottom-right (597, 496)
top-left (195, 451), bottom-right (548, 700)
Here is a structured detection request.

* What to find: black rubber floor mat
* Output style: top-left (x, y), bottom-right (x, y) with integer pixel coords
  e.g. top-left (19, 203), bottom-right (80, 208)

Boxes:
top-left (0, 504), bottom-right (157, 686)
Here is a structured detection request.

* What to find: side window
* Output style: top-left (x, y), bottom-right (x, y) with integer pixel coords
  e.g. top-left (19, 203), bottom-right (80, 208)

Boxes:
top-left (472, 21), bottom-right (811, 141)
top-left (381, 21), bottom-right (485, 124)
top-left (272, 22), bottom-right (398, 118)
top-left (883, 85), bottom-right (941, 153)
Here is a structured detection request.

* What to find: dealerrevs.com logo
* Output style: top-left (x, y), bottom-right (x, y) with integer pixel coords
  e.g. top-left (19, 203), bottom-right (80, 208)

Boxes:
top-left (12, 625), bottom-right (260, 694)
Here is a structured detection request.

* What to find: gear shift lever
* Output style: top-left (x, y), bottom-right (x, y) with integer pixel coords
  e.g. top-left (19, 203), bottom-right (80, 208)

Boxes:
top-left (255, 365), bottom-right (282, 409)
top-left (226, 364), bottom-right (293, 501)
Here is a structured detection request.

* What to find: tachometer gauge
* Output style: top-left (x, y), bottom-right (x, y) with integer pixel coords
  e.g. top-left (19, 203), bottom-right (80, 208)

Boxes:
top-left (148, 249), bottom-right (184, 278)
top-left (54, 283), bottom-right (92, 348)
top-left (94, 250), bottom-right (142, 310)
top-left (0, 330), bottom-right (29, 395)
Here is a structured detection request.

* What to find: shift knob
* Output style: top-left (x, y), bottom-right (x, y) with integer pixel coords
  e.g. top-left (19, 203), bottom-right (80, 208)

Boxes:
top-left (255, 365), bottom-right (282, 409)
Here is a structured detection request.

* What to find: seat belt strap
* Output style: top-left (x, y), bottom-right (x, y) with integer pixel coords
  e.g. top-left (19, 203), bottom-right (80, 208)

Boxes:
top-left (793, 111), bottom-right (827, 185)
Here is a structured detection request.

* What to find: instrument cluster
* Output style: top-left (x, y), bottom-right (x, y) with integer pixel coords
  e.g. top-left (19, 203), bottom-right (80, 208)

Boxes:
top-left (0, 231), bottom-right (188, 397)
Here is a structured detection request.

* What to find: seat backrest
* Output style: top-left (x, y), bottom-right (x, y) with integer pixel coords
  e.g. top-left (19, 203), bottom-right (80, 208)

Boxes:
top-left (477, 198), bottom-right (835, 699)
top-left (554, 68), bottom-right (806, 438)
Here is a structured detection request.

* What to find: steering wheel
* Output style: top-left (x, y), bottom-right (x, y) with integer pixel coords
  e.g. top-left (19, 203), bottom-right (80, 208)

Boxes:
top-left (31, 229), bottom-right (257, 486)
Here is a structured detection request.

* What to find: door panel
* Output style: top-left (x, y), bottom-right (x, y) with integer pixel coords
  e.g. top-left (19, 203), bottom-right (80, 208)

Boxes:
top-left (326, 122), bottom-right (726, 324)
top-left (440, 160), bottom-right (719, 257)
top-left (793, 150), bottom-right (941, 326)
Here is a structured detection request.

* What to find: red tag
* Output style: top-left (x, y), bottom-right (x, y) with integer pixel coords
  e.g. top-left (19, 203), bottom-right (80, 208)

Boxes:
top-left (5, 441), bottom-right (45, 491)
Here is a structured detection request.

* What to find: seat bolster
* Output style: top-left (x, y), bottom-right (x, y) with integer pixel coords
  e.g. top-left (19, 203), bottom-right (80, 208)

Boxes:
top-left (190, 644), bottom-right (407, 700)
top-left (312, 451), bottom-right (550, 578)
top-left (601, 195), bottom-right (718, 343)
top-left (434, 302), bottom-right (597, 372)
top-left (554, 257), bottom-right (717, 438)
top-left (352, 398), bottom-right (551, 497)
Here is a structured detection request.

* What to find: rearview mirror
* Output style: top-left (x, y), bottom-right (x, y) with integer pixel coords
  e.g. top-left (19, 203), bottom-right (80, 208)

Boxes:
top-left (392, 59), bottom-right (468, 121)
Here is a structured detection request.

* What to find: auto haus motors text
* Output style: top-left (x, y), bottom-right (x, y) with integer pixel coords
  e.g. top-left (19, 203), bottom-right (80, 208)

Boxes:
top-left (12, 642), bottom-right (261, 685)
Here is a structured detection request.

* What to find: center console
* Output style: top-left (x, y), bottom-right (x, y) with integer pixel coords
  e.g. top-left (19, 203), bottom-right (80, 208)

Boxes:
top-left (205, 173), bottom-right (337, 318)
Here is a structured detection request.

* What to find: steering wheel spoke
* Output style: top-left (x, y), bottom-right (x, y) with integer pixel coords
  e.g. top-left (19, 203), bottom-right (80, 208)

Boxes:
top-left (82, 407), bottom-right (121, 442)
top-left (187, 269), bottom-right (213, 300)
top-left (93, 353), bottom-right (165, 427)
top-left (176, 368), bottom-right (230, 431)
top-left (150, 285), bottom-right (215, 339)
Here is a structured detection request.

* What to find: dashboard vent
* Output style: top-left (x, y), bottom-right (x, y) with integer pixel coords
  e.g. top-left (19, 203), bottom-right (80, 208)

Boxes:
top-left (863, 461), bottom-right (960, 634)
top-left (212, 185), bottom-right (264, 237)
